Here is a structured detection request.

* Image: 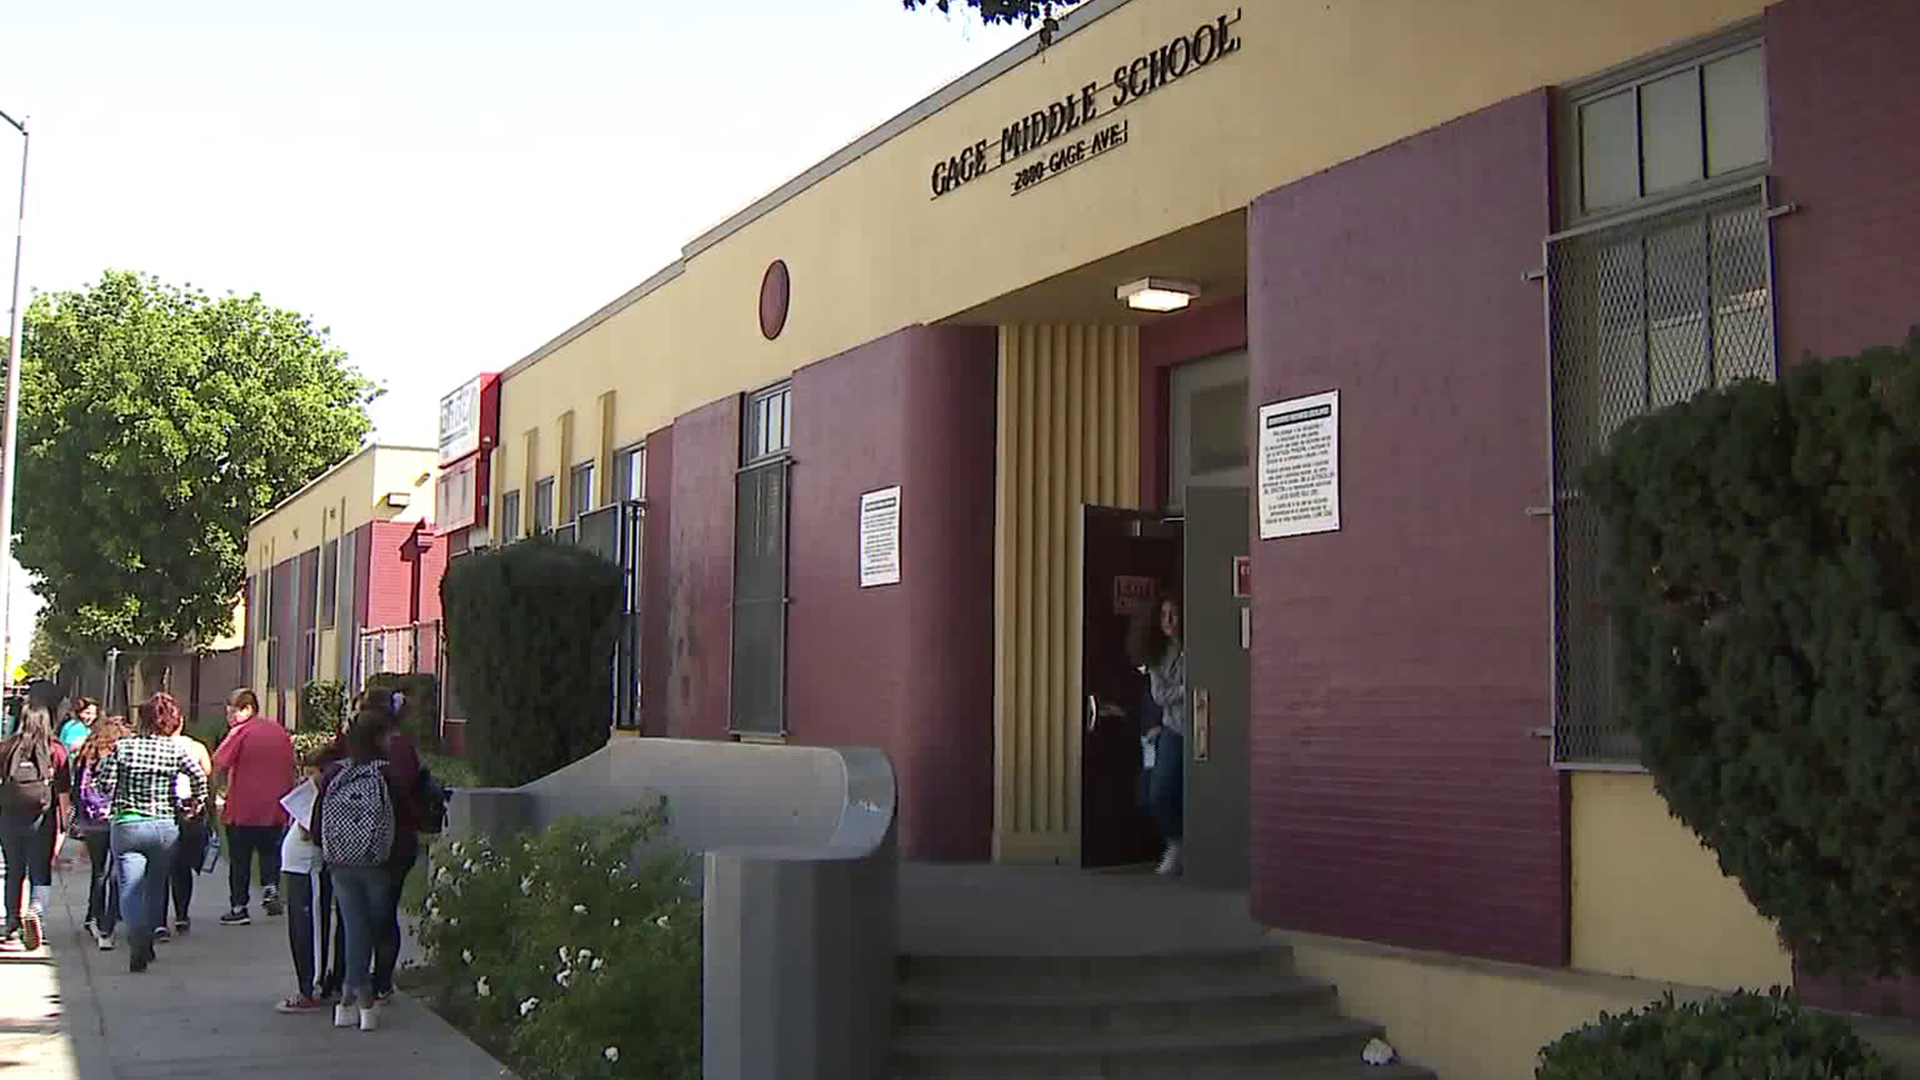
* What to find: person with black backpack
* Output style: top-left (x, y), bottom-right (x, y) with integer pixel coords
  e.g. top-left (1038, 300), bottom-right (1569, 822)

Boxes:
top-left (313, 702), bottom-right (406, 1033)
top-left (0, 704), bottom-right (73, 952)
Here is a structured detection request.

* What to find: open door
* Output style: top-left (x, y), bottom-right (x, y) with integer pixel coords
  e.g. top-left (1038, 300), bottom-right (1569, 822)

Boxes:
top-left (1080, 506), bottom-right (1181, 869)
top-left (1182, 486), bottom-right (1251, 889)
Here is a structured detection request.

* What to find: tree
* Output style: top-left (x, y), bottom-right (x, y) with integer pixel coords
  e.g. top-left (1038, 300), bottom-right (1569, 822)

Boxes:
top-left (22, 611), bottom-right (71, 679)
top-left (903, 0), bottom-right (1083, 44)
top-left (1583, 331), bottom-right (1920, 979)
top-left (9, 270), bottom-right (377, 671)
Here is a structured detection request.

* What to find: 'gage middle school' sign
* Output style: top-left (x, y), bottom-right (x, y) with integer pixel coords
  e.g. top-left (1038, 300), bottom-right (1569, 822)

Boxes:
top-left (928, 8), bottom-right (1245, 199)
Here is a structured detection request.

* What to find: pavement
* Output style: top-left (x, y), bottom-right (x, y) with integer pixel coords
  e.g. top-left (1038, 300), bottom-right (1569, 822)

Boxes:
top-left (0, 848), bottom-right (513, 1080)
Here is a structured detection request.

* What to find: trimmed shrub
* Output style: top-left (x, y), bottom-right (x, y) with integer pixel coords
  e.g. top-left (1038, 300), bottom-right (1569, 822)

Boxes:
top-left (441, 538), bottom-right (623, 788)
top-left (299, 679), bottom-right (348, 734)
top-left (1583, 332), bottom-right (1920, 977)
top-left (1536, 989), bottom-right (1892, 1080)
top-left (411, 806), bottom-right (700, 1080)
top-left (364, 671), bottom-right (442, 753)
top-left (293, 730), bottom-right (335, 765)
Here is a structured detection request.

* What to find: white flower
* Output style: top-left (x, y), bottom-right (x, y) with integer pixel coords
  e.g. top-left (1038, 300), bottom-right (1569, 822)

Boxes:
top-left (558, 946), bottom-right (571, 964)
top-left (462, 949), bottom-right (474, 966)
top-left (655, 914), bottom-right (670, 929)
top-left (612, 918), bottom-right (622, 928)
top-left (476, 977), bottom-right (491, 997)
top-left (449, 841), bottom-right (464, 856)
top-left (520, 875), bottom-right (535, 896)
top-left (572, 903), bottom-right (589, 915)
top-left (576, 948), bottom-right (592, 961)
top-left (436, 867), bottom-right (451, 884)
top-left (604, 1047), bottom-right (620, 1064)
top-left (591, 958), bottom-right (605, 972)
top-left (462, 859), bottom-right (475, 873)
top-left (519, 996), bottom-right (540, 1017)
top-left (555, 969), bottom-right (573, 989)
top-left (451, 917), bottom-right (461, 928)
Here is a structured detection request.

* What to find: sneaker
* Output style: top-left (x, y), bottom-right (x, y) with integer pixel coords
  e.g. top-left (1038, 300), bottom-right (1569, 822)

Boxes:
top-left (175, 918), bottom-right (192, 934)
top-left (220, 909), bottom-right (252, 926)
top-left (1155, 841), bottom-right (1183, 877)
top-left (95, 928), bottom-right (116, 952)
top-left (358, 1003), bottom-right (381, 1032)
top-left (152, 926), bottom-right (171, 944)
top-left (333, 1003), bottom-right (360, 1029)
top-left (20, 912), bottom-right (43, 951)
top-left (262, 888), bottom-right (284, 917)
top-left (83, 917), bottom-right (99, 938)
top-left (276, 995), bottom-right (328, 1014)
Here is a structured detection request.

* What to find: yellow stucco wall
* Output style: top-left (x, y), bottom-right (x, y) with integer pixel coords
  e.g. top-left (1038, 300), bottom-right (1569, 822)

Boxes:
top-left (1570, 771), bottom-right (1792, 989)
top-left (491, 0), bottom-right (1770, 488)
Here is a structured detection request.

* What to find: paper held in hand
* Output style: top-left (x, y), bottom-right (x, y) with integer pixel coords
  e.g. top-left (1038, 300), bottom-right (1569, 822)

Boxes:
top-left (280, 778), bottom-right (320, 831)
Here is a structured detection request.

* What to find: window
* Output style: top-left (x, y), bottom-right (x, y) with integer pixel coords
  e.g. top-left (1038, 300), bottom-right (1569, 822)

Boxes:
top-left (1570, 40), bottom-right (1767, 219)
top-left (742, 383), bottom-right (792, 464)
top-left (500, 490), bottom-right (522, 542)
top-left (257, 571), bottom-right (272, 641)
top-left (1548, 34), bottom-right (1776, 768)
top-left (533, 478), bottom-right (556, 534)
top-left (319, 541), bottom-right (339, 629)
top-left (731, 382), bottom-right (792, 736)
top-left (613, 445), bottom-right (646, 504)
top-left (302, 629), bottom-right (318, 682)
top-left (569, 462), bottom-right (596, 522)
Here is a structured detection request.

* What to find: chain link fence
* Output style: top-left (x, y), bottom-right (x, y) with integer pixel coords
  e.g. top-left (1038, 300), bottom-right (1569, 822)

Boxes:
top-left (1546, 182), bottom-right (1777, 767)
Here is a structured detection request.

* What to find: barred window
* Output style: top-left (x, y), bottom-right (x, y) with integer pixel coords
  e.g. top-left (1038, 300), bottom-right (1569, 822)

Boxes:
top-left (569, 461), bottom-right (596, 523)
top-left (613, 445), bottom-right (645, 503)
top-left (499, 490), bottom-right (521, 542)
top-left (533, 478), bottom-right (556, 535)
top-left (732, 382), bottom-right (792, 737)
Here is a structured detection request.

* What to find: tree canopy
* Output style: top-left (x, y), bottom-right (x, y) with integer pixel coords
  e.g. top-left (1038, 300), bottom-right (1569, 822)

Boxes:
top-left (10, 270), bottom-right (378, 655)
top-left (903, 0), bottom-right (1083, 36)
top-left (1584, 331), bottom-right (1920, 979)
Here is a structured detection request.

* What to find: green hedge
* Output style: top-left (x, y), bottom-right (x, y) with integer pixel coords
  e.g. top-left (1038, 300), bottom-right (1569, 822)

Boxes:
top-left (1537, 990), bottom-right (1891, 1080)
top-left (364, 671), bottom-right (442, 754)
top-left (299, 680), bottom-right (348, 734)
top-left (1583, 331), bottom-right (1920, 978)
top-left (441, 537), bottom-right (622, 788)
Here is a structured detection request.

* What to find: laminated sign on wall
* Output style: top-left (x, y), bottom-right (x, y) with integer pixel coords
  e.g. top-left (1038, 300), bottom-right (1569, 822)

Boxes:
top-left (1257, 390), bottom-right (1340, 540)
top-left (859, 486), bottom-right (902, 588)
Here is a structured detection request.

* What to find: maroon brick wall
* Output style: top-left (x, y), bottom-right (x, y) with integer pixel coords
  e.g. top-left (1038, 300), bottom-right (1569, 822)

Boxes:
top-left (787, 325), bottom-right (997, 861)
top-left (1246, 90), bottom-right (1568, 967)
top-left (1769, 0), bottom-right (1920, 367)
top-left (416, 528), bottom-right (449, 626)
top-left (664, 396), bottom-right (740, 741)
top-left (1768, 0), bottom-right (1920, 1019)
top-left (1139, 297), bottom-right (1248, 508)
top-left (640, 425), bottom-right (674, 737)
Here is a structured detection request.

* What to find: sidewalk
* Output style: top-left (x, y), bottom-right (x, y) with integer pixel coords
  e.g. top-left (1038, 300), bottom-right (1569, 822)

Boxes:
top-left (0, 851), bottom-right (511, 1079)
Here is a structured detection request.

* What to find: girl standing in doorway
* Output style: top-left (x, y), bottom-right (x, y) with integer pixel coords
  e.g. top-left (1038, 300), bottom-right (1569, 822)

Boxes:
top-left (1128, 591), bottom-right (1187, 876)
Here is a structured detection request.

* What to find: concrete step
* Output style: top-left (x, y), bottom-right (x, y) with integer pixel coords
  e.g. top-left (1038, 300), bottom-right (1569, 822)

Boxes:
top-left (897, 971), bottom-right (1340, 1037)
top-left (898, 945), bottom-right (1294, 989)
top-left (891, 1016), bottom-right (1388, 1079)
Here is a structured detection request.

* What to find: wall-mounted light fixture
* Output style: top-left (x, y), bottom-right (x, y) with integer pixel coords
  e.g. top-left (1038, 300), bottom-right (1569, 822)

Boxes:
top-left (1117, 277), bottom-right (1200, 313)
top-left (385, 491), bottom-right (412, 508)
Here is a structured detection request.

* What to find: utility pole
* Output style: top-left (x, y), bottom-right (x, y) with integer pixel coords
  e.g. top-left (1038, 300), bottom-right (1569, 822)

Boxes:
top-left (0, 111), bottom-right (27, 686)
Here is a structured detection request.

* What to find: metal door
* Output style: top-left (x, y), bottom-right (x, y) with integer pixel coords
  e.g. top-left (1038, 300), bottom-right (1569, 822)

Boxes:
top-left (1182, 486), bottom-right (1252, 889)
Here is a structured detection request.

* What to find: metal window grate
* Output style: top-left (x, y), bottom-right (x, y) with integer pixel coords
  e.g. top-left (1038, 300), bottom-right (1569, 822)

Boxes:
top-left (1546, 183), bottom-right (1778, 767)
top-left (730, 459), bottom-right (790, 736)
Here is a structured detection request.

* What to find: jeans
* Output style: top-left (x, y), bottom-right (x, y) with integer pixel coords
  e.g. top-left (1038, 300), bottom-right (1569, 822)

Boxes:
top-left (372, 855), bottom-right (419, 996)
top-left (284, 871), bottom-right (320, 997)
top-left (226, 824), bottom-right (283, 910)
top-left (1138, 728), bottom-right (1185, 843)
top-left (161, 820), bottom-right (208, 925)
top-left (81, 828), bottom-right (120, 933)
top-left (318, 868), bottom-right (348, 997)
top-left (112, 818), bottom-right (181, 951)
top-left (0, 812), bottom-right (53, 930)
top-left (330, 864), bottom-right (393, 1001)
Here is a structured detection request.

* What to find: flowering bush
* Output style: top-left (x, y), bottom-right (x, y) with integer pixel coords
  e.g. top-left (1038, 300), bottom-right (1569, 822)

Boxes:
top-left (411, 803), bottom-right (701, 1080)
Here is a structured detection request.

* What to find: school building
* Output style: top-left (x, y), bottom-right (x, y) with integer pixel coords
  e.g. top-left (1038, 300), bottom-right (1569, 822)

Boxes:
top-left (435, 0), bottom-right (1920, 1071)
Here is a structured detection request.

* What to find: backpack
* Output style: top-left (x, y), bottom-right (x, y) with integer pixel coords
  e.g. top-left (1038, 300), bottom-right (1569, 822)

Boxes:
top-left (319, 760), bottom-right (396, 867)
top-left (0, 740), bottom-right (53, 819)
top-left (73, 762), bottom-right (113, 828)
top-left (416, 767), bottom-right (451, 835)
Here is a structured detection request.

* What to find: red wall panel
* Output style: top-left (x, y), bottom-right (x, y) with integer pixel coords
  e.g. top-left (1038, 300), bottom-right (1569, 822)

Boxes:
top-left (1139, 297), bottom-right (1249, 508)
top-left (1246, 90), bottom-right (1568, 967)
top-left (1767, 0), bottom-right (1920, 1019)
top-left (640, 425), bottom-right (674, 737)
top-left (664, 397), bottom-right (739, 741)
top-left (787, 325), bottom-right (997, 861)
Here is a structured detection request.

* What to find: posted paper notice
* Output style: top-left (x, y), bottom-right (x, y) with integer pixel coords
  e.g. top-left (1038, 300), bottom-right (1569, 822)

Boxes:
top-left (1257, 390), bottom-right (1340, 540)
top-left (859, 486), bottom-right (902, 588)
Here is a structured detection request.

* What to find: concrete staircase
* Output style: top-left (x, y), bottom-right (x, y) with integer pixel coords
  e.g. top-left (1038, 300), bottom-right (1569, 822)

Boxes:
top-left (892, 945), bottom-right (1435, 1079)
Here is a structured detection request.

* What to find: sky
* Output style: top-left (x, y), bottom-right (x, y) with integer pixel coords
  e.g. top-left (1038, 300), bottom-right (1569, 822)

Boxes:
top-left (1, 0), bottom-right (1034, 667)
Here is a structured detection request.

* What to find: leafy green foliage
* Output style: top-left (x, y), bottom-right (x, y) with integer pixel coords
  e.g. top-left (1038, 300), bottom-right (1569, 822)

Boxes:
top-left (299, 680), bottom-right (348, 735)
top-left (22, 618), bottom-right (68, 679)
top-left (1536, 989), bottom-right (1892, 1080)
top-left (903, 0), bottom-right (1081, 38)
top-left (11, 270), bottom-right (377, 652)
top-left (292, 730), bottom-right (335, 765)
top-left (411, 807), bottom-right (700, 1080)
top-left (1583, 332), bottom-right (1920, 977)
top-left (441, 539), bottom-right (622, 787)
top-left (364, 671), bottom-right (442, 753)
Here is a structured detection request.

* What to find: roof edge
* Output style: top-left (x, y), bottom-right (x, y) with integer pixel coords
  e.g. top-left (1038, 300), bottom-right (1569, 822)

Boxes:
top-left (248, 442), bottom-right (440, 531)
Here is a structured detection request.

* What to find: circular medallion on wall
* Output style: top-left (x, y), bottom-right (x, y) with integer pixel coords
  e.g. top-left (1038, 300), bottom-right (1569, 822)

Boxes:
top-left (759, 259), bottom-right (791, 341)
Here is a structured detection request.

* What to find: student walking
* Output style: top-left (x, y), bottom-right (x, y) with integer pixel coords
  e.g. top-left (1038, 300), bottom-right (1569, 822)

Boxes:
top-left (315, 703), bottom-right (404, 1032)
top-left (157, 731), bottom-right (216, 939)
top-left (96, 694), bottom-right (209, 972)
top-left (276, 753), bottom-right (329, 1013)
top-left (211, 689), bottom-right (297, 925)
top-left (70, 717), bottom-right (132, 950)
top-left (58, 698), bottom-right (98, 754)
top-left (0, 704), bottom-right (71, 951)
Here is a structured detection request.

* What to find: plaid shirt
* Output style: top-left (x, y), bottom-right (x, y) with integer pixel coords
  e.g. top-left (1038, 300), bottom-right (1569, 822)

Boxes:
top-left (98, 734), bottom-right (209, 821)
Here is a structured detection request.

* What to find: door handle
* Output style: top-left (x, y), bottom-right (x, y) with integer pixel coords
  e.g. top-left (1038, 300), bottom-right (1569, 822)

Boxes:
top-left (1192, 688), bottom-right (1211, 763)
